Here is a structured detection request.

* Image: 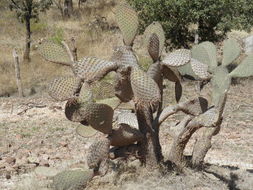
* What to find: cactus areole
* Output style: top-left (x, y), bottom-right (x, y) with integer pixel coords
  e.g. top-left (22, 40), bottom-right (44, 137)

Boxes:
top-left (38, 3), bottom-right (253, 173)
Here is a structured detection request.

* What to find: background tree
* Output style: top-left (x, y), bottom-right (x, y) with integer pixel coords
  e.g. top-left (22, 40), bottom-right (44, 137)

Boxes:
top-left (128, 0), bottom-right (253, 48)
top-left (9, 0), bottom-right (52, 62)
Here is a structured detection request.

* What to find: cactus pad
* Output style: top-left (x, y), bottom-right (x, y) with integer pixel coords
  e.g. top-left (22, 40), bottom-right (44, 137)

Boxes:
top-left (76, 125), bottom-right (97, 138)
top-left (190, 58), bottom-right (211, 80)
top-left (147, 62), bottom-right (162, 86)
top-left (91, 81), bottom-right (115, 100)
top-left (65, 98), bottom-right (84, 122)
top-left (194, 107), bottom-right (219, 127)
top-left (178, 62), bottom-right (201, 80)
top-left (110, 124), bottom-right (143, 147)
top-left (117, 112), bottom-right (139, 129)
top-left (79, 83), bottom-right (94, 103)
top-left (80, 103), bottom-right (114, 134)
top-left (211, 67), bottom-right (231, 106)
top-left (115, 3), bottom-right (139, 46)
top-left (52, 169), bottom-right (93, 190)
top-left (229, 54), bottom-right (253, 78)
top-left (222, 38), bottom-right (241, 66)
top-left (175, 81), bottom-right (182, 103)
top-left (144, 22), bottom-right (165, 57)
top-left (193, 41), bottom-right (217, 71)
top-left (162, 49), bottom-right (191, 67)
top-left (96, 97), bottom-right (121, 110)
top-left (38, 40), bottom-right (73, 66)
top-left (179, 97), bottom-right (208, 116)
top-left (111, 46), bottom-right (139, 68)
top-left (73, 57), bottom-right (117, 83)
top-left (114, 67), bottom-right (133, 102)
top-left (87, 137), bottom-right (110, 169)
top-left (162, 66), bottom-right (181, 82)
top-left (48, 77), bottom-right (81, 101)
top-left (148, 33), bottom-right (160, 62)
top-left (130, 68), bottom-right (161, 109)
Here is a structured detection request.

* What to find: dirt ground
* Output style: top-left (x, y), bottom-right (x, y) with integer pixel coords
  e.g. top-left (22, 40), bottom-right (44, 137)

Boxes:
top-left (0, 79), bottom-right (252, 190)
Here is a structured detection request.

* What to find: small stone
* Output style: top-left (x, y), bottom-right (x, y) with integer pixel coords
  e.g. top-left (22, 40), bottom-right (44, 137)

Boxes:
top-left (6, 173), bottom-right (11, 179)
top-left (5, 157), bottom-right (16, 165)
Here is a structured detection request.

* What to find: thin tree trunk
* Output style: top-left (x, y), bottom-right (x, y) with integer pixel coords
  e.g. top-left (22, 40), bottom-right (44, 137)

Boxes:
top-left (23, 17), bottom-right (31, 62)
top-left (13, 49), bottom-right (24, 97)
top-left (136, 104), bottom-right (162, 168)
top-left (63, 0), bottom-right (73, 18)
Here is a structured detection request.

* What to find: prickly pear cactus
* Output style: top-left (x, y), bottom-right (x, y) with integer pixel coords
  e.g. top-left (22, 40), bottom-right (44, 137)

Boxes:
top-left (162, 49), bottom-right (191, 67)
top-left (115, 3), bottom-right (139, 46)
top-left (148, 33), bottom-right (160, 62)
top-left (48, 77), bottom-right (81, 101)
top-left (110, 124), bottom-right (143, 147)
top-left (130, 67), bottom-right (161, 109)
top-left (87, 137), bottom-right (110, 169)
top-left (52, 169), bottom-right (93, 190)
top-left (144, 22), bottom-right (165, 57)
top-left (38, 40), bottom-right (73, 66)
top-left (73, 57), bottom-right (117, 83)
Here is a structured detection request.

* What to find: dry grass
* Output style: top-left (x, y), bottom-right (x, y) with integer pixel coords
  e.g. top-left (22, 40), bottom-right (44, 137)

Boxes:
top-left (0, 0), bottom-right (121, 97)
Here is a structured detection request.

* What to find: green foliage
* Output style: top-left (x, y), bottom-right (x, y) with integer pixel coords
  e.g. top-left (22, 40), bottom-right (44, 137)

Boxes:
top-left (128, 0), bottom-right (253, 48)
top-left (50, 28), bottom-right (64, 44)
top-left (9, 0), bottom-right (52, 23)
top-left (30, 20), bottom-right (47, 33)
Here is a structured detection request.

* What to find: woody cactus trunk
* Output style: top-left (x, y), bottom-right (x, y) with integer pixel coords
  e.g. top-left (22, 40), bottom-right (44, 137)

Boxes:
top-left (38, 2), bottom-right (253, 174)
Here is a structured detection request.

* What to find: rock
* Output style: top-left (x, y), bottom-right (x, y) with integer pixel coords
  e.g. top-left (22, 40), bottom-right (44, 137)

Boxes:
top-left (5, 157), bottom-right (16, 165)
top-left (5, 173), bottom-right (11, 179)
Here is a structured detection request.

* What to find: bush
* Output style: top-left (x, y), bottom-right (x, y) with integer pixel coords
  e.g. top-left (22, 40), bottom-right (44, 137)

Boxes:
top-left (128, 0), bottom-right (253, 48)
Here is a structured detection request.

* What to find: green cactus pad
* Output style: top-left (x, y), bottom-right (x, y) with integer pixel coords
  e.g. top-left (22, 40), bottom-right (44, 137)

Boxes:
top-left (96, 97), bottom-right (121, 110)
top-left (229, 54), bottom-right (253, 78)
top-left (115, 3), bottom-right (139, 46)
top-left (76, 125), bottom-right (97, 138)
top-left (73, 57), bottom-right (117, 83)
top-left (144, 22), bottom-right (165, 57)
top-left (222, 38), bottom-right (241, 66)
top-left (117, 112), bottom-right (139, 129)
top-left (38, 40), bottom-right (73, 66)
top-left (178, 62), bottom-right (200, 80)
top-left (130, 68), bottom-right (161, 109)
top-left (162, 49), bottom-right (191, 67)
top-left (87, 137), bottom-right (110, 169)
top-left (110, 124), bottom-right (143, 147)
top-left (79, 83), bottom-right (94, 103)
top-left (194, 41), bottom-right (217, 71)
top-left (148, 33), bottom-right (160, 62)
top-left (81, 103), bottom-right (114, 134)
top-left (52, 169), bottom-right (93, 190)
top-left (91, 81), bottom-right (115, 100)
top-left (190, 58), bottom-right (211, 80)
top-left (111, 46), bottom-right (139, 68)
top-left (211, 67), bottom-right (231, 106)
top-left (48, 77), bottom-right (81, 101)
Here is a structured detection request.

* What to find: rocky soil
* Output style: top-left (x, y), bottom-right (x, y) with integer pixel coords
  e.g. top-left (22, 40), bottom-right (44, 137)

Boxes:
top-left (0, 79), bottom-right (252, 190)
